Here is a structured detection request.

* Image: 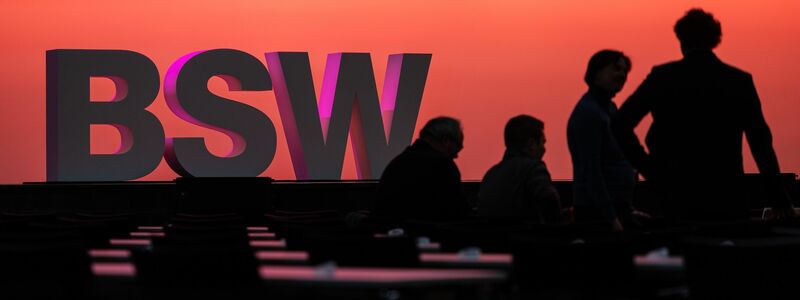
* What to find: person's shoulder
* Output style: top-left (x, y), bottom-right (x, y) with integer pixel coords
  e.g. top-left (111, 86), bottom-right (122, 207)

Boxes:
top-left (529, 159), bottom-right (550, 172)
top-left (419, 149), bottom-right (459, 174)
top-left (717, 60), bottom-right (753, 80)
top-left (652, 60), bottom-right (683, 74)
top-left (380, 145), bottom-right (417, 172)
top-left (574, 93), bottom-right (595, 106)
top-left (480, 161), bottom-right (504, 182)
top-left (569, 95), bottom-right (605, 122)
top-left (509, 157), bottom-right (549, 174)
top-left (385, 146), bottom-right (413, 164)
top-left (572, 93), bottom-right (601, 112)
top-left (524, 159), bottom-right (553, 183)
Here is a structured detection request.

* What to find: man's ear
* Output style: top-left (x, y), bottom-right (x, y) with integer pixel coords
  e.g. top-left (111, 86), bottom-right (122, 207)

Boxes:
top-left (525, 137), bottom-right (538, 149)
top-left (520, 138), bottom-right (535, 155)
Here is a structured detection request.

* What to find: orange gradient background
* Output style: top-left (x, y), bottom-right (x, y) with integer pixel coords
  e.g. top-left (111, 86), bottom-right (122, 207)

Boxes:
top-left (1, 1), bottom-right (798, 183)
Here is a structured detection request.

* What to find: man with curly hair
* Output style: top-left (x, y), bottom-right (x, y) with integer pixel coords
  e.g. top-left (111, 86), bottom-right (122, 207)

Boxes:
top-left (612, 9), bottom-right (794, 220)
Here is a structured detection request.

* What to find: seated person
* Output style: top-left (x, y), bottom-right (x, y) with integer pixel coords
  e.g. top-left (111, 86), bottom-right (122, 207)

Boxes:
top-left (477, 115), bottom-right (562, 223)
top-left (375, 116), bottom-right (470, 219)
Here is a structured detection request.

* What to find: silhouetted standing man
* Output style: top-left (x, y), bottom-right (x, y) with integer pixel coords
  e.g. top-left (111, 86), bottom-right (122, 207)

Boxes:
top-left (612, 9), bottom-right (793, 220)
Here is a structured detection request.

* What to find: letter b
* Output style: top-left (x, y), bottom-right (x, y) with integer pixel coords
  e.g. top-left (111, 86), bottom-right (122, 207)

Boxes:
top-left (46, 50), bottom-right (165, 181)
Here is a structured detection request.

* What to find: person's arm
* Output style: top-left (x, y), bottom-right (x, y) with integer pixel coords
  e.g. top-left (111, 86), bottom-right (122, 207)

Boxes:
top-left (444, 160), bottom-right (471, 216)
top-left (527, 161), bottom-right (562, 223)
top-left (742, 75), bottom-right (795, 217)
top-left (743, 74), bottom-right (780, 174)
top-left (612, 69), bottom-right (658, 180)
top-left (572, 109), bottom-right (616, 221)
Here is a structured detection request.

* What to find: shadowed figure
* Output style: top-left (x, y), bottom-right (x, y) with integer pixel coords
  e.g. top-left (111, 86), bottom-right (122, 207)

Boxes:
top-left (375, 116), bottom-right (470, 219)
top-left (478, 115), bottom-right (562, 223)
top-left (612, 9), bottom-right (794, 220)
top-left (568, 50), bottom-right (638, 231)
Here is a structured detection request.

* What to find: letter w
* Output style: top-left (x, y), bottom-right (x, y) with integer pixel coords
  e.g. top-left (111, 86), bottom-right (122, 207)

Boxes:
top-left (265, 52), bottom-right (431, 180)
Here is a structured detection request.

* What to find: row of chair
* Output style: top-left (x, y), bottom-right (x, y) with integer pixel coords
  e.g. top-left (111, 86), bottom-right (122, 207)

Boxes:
top-left (3, 209), bottom-right (800, 299)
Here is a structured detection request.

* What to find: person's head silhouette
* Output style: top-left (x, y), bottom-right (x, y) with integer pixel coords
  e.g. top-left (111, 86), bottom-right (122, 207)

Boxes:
top-left (419, 117), bottom-right (464, 159)
top-left (504, 115), bottom-right (546, 160)
top-left (675, 8), bottom-right (722, 55)
top-left (584, 50), bottom-right (631, 97)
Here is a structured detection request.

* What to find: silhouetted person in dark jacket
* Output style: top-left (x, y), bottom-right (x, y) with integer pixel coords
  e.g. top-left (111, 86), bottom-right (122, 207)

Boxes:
top-left (478, 115), bottom-right (562, 223)
top-left (568, 50), bottom-right (637, 231)
top-left (376, 117), bottom-right (470, 219)
top-left (612, 9), bottom-right (794, 220)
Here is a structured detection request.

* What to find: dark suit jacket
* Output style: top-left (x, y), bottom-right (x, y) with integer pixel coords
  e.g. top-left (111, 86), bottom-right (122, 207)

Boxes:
top-left (612, 51), bottom-right (783, 219)
top-left (376, 139), bottom-right (470, 219)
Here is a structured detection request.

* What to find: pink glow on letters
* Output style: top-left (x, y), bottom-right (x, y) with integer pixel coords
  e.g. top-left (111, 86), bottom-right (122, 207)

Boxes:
top-left (164, 50), bottom-right (247, 158)
top-left (164, 50), bottom-right (204, 124)
top-left (108, 76), bottom-right (128, 102)
top-left (111, 124), bottom-right (133, 154)
top-left (266, 53), bottom-right (309, 177)
top-left (380, 55), bottom-right (403, 139)
top-left (318, 53), bottom-right (343, 141)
